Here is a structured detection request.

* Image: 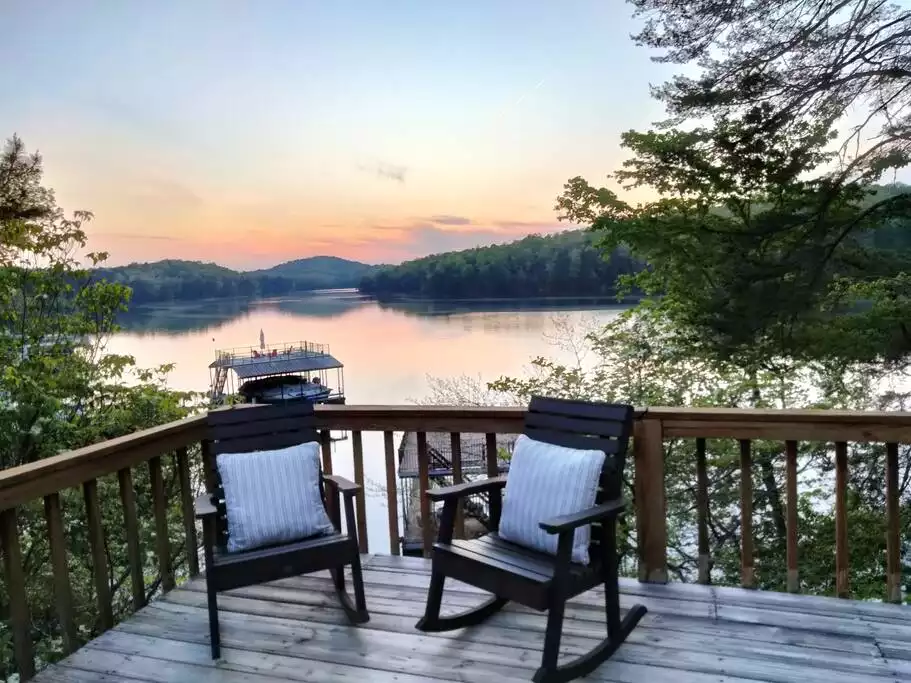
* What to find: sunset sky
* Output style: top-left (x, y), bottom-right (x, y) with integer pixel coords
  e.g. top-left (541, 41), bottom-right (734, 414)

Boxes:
top-left (1, 2), bottom-right (672, 268)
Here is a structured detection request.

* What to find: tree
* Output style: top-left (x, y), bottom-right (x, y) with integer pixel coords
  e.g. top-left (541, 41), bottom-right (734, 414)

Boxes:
top-left (629, 0), bottom-right (911, 184)
top-left (358, 231), bottom-right (642, 300)
top-left (486, 308), bottom-right (911, 596)
top-left (556, 109), bottom-right (911, 366)
top-left (0, 135), bottom-right (200, 675)
top-left (0, 134), bottom-right (142, 467)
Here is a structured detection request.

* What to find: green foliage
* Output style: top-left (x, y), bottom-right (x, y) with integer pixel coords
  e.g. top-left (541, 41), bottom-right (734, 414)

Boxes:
top-left (97, 256), bottom-right (376, 305)
top-left (358, 230), bottom-right (641, 299)
top-left (629, 0), bottom-right (911, 184)
top-left (556, 109), bottom-right (911, 366)
top-left (0, 135), bottom-right (202, 676)
top-left (489, 308), bottom-right (911, 596)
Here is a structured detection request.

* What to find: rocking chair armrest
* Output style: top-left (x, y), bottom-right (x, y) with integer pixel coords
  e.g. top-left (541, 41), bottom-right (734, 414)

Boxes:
top-left (324, 474), bottom-right (360, 497)
top-left (539, 498), bottom-right (626, 535)
top-left (426, 475), bottom-right (508, 502)
top-left (194, 494), bottom-right (218, 519)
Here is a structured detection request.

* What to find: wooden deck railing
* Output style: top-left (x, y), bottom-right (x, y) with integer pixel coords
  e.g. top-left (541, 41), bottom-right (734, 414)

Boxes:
top-left (0, 404), bottom-right (909, 679)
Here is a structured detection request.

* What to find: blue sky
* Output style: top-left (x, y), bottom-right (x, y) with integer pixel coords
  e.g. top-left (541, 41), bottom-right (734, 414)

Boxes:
top-left (1, 2), bottom-right (673, 266)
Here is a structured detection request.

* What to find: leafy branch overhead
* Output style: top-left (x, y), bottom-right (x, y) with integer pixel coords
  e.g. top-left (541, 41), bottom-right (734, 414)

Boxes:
top-left (629, 0), bottom-right (911, 182)
top-left (556, 1), bottom-right (911, 366)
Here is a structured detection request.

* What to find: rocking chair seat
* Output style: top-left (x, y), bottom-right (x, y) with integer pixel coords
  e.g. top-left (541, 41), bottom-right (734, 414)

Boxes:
top-left (434, 534), bottom-right (597, 611)
top-left (209, 531), bottom-right (350, 592)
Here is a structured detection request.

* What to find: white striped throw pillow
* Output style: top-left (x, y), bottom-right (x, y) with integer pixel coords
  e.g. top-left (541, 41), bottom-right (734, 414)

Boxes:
top-left (217, 441), bottom-right (335, 553)
top-left (498, 434), bottom-right (606, 565)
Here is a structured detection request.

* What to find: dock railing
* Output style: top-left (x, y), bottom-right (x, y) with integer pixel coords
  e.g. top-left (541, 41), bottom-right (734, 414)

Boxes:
top-left (0, 404), bottom-right (909, 679)
top-left (212, 341), bottom-right (331, 366)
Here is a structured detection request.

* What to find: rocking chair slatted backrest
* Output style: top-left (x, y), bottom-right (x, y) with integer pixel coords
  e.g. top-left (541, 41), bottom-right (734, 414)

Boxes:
top-left (523, 396), bottom-right (634, 566)
top-left (206, 403), bottom-right (323, 550)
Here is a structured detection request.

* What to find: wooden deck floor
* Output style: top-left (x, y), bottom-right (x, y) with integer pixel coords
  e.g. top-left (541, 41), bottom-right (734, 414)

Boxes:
top-left (33, 554), bottom-right (911, 682)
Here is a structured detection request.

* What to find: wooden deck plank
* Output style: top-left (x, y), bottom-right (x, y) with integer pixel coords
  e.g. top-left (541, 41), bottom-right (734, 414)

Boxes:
top-left (135, 590), bottom-right (899, 681)
top-left (32, 554), bottom-right (910, 683)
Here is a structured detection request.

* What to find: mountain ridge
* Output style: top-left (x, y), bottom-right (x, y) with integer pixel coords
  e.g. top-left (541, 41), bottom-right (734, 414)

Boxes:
top-left (96, 255), bottom-right (378, 305)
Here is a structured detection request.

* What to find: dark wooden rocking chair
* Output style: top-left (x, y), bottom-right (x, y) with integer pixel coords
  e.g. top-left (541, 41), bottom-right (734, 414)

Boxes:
top-left (416, 396), bottom-right (646, 683)
top-left (195, 402), bottom-right (368, 659)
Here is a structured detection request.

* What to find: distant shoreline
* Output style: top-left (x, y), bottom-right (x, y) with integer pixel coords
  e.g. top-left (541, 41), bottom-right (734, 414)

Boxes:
top-left (124, 289), bottom-right (642, 311)
top-left (367, 292), bottom-right (643, 305)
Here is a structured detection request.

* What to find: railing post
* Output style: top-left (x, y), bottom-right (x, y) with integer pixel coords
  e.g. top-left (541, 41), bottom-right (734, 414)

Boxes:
top-left (739, 439), bottom-right (755, 589)
top-left (83, 479), bottom-right (114, 629)
top-left (886, 442), bottom-right (902, 603)
top-left (450, 432), bottom-right (465, 539)
top-left (351, 431), bottom-right (368, 553)
top-left (1, 507), bottom-right (35, 680)
top-left (417, 431), bottom-right (432, 557)
top-left (634, 417), bottom-right (667, 583)
top-left (834, 441), bottom-right (849, 598)
top-left (149, 457), bottom-right (175, 593)
top-left (176, 447), bottom-right (200, 576)
top-left (44, 493), bottom-right (78, 653)
top-left (118, 467), bottom-right (146, 610)
top-left (694, 438), bottom-right (711, 584)
top-left (383, 431), bottom-right (401, 556)
top-left (785, 440), bottom-right (800, 593)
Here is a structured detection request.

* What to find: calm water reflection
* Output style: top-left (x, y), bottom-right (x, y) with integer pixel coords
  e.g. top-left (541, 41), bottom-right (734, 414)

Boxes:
top-left (109, 290), bottom-right (628, 550)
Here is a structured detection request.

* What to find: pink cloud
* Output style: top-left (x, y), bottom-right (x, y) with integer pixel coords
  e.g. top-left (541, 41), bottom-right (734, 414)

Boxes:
top-left (92, 214), bottom-right (570, 269)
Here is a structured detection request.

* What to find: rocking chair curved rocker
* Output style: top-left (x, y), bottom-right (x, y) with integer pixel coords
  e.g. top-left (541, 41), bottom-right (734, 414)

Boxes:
top-left (416, 396), bottom-right (646, 683)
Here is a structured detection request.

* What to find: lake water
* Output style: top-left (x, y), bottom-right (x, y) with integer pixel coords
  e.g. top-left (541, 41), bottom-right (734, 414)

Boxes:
top-left (107, 290), bottom-right (628, 551)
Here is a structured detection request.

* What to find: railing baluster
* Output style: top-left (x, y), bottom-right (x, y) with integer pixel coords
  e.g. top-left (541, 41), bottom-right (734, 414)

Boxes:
top-left (149, 456), bottom-right (175, 592)
top-left (1, 508), bottom-right (35, 680)
top-left (634, 417), bottom-right (668, 583)
top-left (318, 431), bottom-right (337, 535)
top-left (694, 438), bottom-right (710, 584)
top-left (417, 431), bottom-right (432, 556)
top-left (451, 432), bottom-right (465, 539)
top-left (739, 439), bottom-right (754, 589)
top-left (886, 442), bottom-right (901, 603)
top-left (43, 493), bottom-right (77, 653)
top-left (201, 439), bottom-right (215, 491)
top-left (83, 479), bottom-right (114, 629)
top-left (118, 467), bottom-right (146, 610)
top-left (785, 440), bottom-right (799, 593)
top-left (835, 441), bottom-right (849, 598)
top-left (485, 433), bottom-right (501, 530)
top-left (175, 447), bottom-right (199, 576)
top-left (319, 430), bottom-right (333, 474)
top-left (352, 431), bottom-right (368, 553)
top-left (383, 430), bottom-right (400, 555)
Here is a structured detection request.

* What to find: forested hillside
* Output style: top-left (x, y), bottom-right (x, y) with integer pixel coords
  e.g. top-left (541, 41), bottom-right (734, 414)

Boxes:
top-left (358, 230), bottom-right (641, 299)
top-left (96, 256), bottom-right (376, 305)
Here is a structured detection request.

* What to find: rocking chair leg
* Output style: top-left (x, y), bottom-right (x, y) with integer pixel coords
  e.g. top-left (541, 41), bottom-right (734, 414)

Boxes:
top-left (206, 578), bottom-right (220, 660)
top-left (415, 566), bottom-right (446, 630)
top-left (536, 600), bottom-right (566, 680)
top-left (331, 566), bottom-right (345, 592)
top-left (534, 525), bottom-right (648, 683)
top-left (604, 527), bottom-right (622, 640)
top-left (350, 551), bottom-right (368, 615)
top-left (334, 556), bottom-right (370, 624)
top-left (416, 567), bottom-right (509, 632)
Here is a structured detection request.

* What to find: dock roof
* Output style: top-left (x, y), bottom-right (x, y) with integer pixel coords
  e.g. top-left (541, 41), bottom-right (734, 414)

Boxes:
top-left (210, 352), bottom-right (343, 379)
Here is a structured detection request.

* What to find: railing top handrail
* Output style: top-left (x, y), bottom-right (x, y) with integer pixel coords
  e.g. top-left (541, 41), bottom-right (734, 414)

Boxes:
top-left (314, 404), bottom-right (911, 424)
top-left (2, 404), bottom-right (911, 511)
top-left (0, 414), bottom-right (207, 510)
top-left (215, 341), bottom-right (329, 357)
